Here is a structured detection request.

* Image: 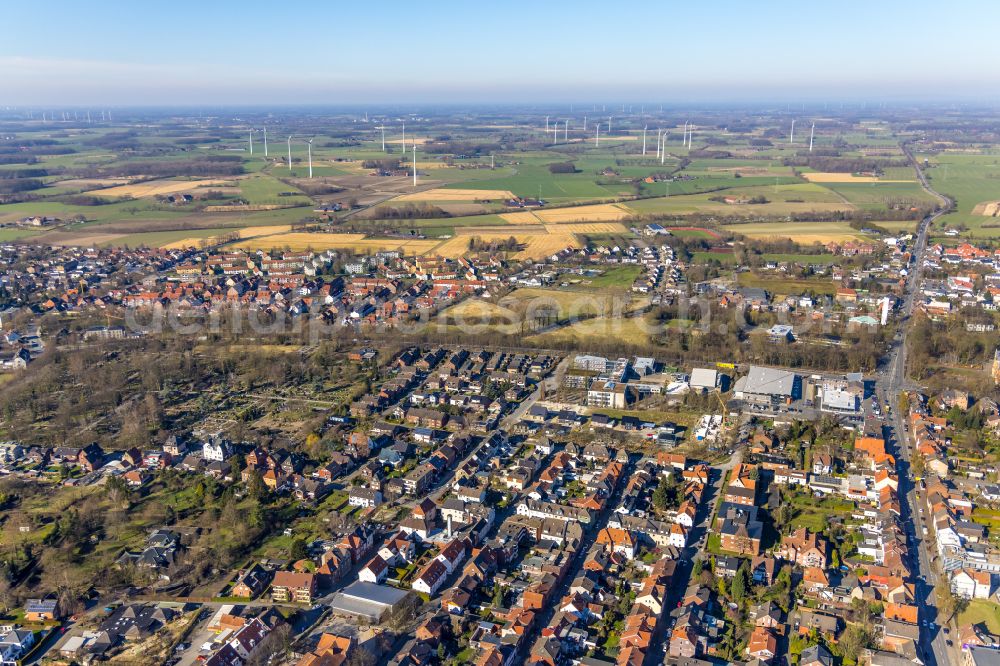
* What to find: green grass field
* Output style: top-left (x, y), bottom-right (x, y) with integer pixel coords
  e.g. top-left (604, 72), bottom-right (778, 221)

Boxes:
top-left (959, 600), bottom-right (1000, 634)
top-left (737, 272), bottom-right (838, 296)
top-left (917, 153), bottom-right (1000, 238)
top-left (575, 265), bottom-right (643, 289)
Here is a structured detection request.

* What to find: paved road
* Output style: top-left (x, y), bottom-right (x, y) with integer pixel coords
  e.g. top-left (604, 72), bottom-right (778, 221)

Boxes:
top-left (648, 456), bottom-right (734, 665)
top-left (876, 143), bottom-right (954, 666)
top-left (512, 456), bottom-right (632, 663)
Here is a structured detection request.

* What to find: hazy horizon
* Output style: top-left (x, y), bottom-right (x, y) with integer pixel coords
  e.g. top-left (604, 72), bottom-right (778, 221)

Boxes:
top-left (4, 0), bottom-right (998, 106)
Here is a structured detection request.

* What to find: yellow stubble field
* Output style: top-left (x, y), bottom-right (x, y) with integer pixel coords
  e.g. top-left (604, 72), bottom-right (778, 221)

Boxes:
top-left (235, 233), bottom-right (442, 254)
top-left (395, 188), bottom-right (514, 202)
top-left (85, 179), bottom-right (235, 198)
top-left (801, 172), bottom-right (913, 184)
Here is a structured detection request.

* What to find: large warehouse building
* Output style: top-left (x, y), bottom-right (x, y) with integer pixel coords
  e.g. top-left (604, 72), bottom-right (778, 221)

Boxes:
top-left (733, 366), bottom-right (801, 408)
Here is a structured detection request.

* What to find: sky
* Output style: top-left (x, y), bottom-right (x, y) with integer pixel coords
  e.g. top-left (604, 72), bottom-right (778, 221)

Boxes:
top-left (3, 0), bottom-right (999, 106)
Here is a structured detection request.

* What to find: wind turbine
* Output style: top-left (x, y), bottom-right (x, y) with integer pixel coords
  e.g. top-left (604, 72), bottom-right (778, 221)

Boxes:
top-left (412, 141), bottom-right (417, 187)
top-left (809, 123), bottom-right (815, 152)
top-left (583, 115), bottom-right (587, 132)
top-left (688, 126), bottom-right (694, 149)
top-left (683, 121), bottom-right (689, 146)
top-left (545, 115), bottom-right (549, 132)
top-left (656, 129), bottom-right (662, 160)
top-left (307, 139), bottom-right (313, 179)
top-left (790, 119), bottom-right (796, 144)
top-left (642, 126), bottom-right (647, 156)
top-left (401, 122), bottom-right (405, 153)
top-left (595, 124), bottom-right (600, 147)
top-left (263, 127), bottom-right (268, 157)
top-left (248, 129), bottom-right (253, 156)
top-left (378, 125), bottom-right (386, 151)
top-left (287, 135), bottom-right (293, 172)
top-left (608, 116), bottom-right (612, 135)
top-left (661, 132), bottom-right (668, 165)
top-left (564, 120), bottom-right (569, 142)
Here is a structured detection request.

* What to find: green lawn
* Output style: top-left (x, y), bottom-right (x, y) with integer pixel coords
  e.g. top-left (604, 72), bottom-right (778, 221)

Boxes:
top-left (737, 272), bottom-right (838, 296)
top-left (959, 600), bottom-right (1000, 634)
top-left (579, 266), bottom-right (643, 289)
top-left (238, 175), bottom-right (311, 206)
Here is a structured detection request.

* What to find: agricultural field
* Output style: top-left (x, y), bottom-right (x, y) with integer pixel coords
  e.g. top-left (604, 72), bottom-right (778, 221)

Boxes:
top-left (84, 178), bottom-right (235, 199)
top-left (234, 232), bottom-right (442, 254)
top-left (917, 152), bottom-right (1000, 238)
top-left (394, 188), bottom-right (514, 202)
top-left (723, 220), bottom-right (868, 243)
top-left (0, 109), bottom-right (965, 255)
top-left (627, 183), bottom-right (853, 218)
top-left (800, 172), bottom-right (914, 184)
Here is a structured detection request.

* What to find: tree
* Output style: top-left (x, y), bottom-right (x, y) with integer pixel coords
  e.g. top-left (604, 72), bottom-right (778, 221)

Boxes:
top-left (103, 475), bottom-right (130, 508)
top-left (935, 579), bottom-right (968, 622)
top-left (651, 480), bottom-right (670, 511)
top-left (492, 583), bottom-right (506, 608)
top-left (246, 470), bottom-right (267, 502)
top-left (731, 562), bottom-right (749, 606)
top-left (840, 624), bottom-right (872, 663)
top-left (288, 538), bottom-right (309, 561)
top-left (0, 575), bottom-right (12, 615)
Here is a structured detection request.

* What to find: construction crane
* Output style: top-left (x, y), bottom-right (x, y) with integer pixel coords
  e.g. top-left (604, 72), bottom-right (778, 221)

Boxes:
top-left (713, 388), bottom-right (736, 431)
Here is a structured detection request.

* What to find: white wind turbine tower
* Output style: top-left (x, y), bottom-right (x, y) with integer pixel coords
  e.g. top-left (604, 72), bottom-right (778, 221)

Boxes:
top-left (809, 123), bottom-right (815, 152)
top-left (683, 121), bottom-right (688, 146)
top-left (687, 125), bottom-right (693, 149)
top-left (401, 122), bottom-right (405, 153)
top-left (307, 139), bottom-right (313, 179)
top-left (263, 127), bottom-right (268, 157)
top-left (378, 125), bottom-right (386, 152)
top-left (661, 132), bottom-right (668, 165)
top-left (656, 129), bottom-right (663, 159)
top-left (607, 116), bottom-right (612, 135)
top-left (545, 115), bottom-right (549, 133)
top-left (594, 124), bottom-right (600, 147)
top-left (287, 135), bottom-right (293, 172)
top-left (412, 141), bottom-right (417, 187)
top-left (564, 120), bottom-right (569, 142)
top-left (790, 119), bottom-right (796, 144)
top-left (642, 126), bottom-right (647, 155)
top-left (248, 129), bottom-right (253, 155)
top-left (583, 115), bottom-right (587, 132)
